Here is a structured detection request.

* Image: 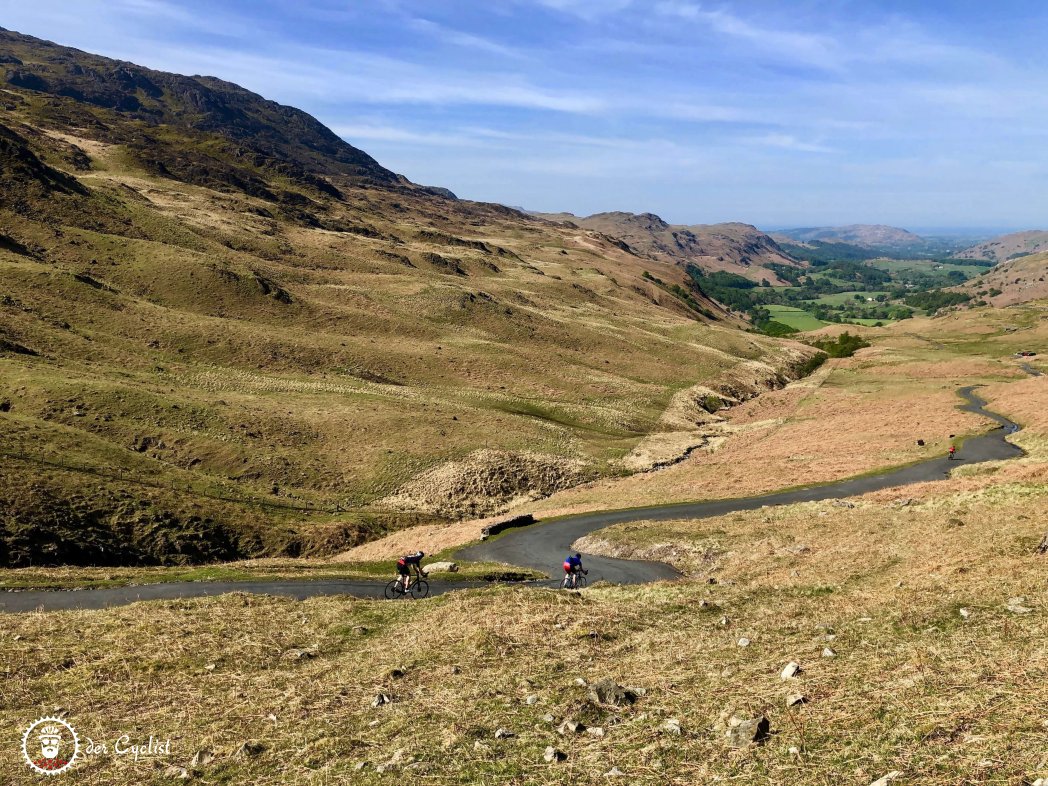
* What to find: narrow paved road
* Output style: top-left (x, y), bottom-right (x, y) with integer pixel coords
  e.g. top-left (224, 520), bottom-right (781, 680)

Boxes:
top-left (0, 386), bottom-right (1025, 613)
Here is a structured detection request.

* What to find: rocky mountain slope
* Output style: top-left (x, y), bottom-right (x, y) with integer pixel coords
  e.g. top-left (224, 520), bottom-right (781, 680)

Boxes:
top-left (965, 250), bottom-right (1048, 306)
top-left (0, 28), bottom-right (816, 565)
top-left (958, 229), bottom-right (1048, 263)
top-left (535, 211), bottom-right (803, 284)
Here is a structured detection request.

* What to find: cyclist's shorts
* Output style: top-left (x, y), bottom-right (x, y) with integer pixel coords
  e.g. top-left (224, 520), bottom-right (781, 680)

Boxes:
top-left (563, 562), bottom-right (572, 572)
top-left (396, 563), bottom-right (410, 576)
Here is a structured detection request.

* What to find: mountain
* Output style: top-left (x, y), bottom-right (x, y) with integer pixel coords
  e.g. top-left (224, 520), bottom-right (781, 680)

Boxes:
top-left (533, 211), bottom-right (803, 284)
top-left (0, 28), bottom-right (815, 566)
top-left (773, 224), bottom-right (924, 250)
top-left (957, 230), bottom-right (1048, 263)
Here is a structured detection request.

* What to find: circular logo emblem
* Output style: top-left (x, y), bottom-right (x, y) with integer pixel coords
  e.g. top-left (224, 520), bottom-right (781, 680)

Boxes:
top-left (21, 717), bottom-right (80, 775)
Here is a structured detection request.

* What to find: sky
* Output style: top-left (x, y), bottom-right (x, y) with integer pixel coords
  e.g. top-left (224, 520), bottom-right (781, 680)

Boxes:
top-left (3, 0), bottom-right (1048, 230)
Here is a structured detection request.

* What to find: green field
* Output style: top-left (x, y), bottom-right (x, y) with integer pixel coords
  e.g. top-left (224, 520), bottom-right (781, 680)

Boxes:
top-left (764, 305), bottom-right (829, 331)
top-left (868, 259), bottom-right (987, 276)
top-left (808, 290), bottom-right (891, 306)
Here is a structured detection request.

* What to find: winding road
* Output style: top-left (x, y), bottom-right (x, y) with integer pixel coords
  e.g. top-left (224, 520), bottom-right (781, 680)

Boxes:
top-left (0, 386), bottom-right (1026, 613)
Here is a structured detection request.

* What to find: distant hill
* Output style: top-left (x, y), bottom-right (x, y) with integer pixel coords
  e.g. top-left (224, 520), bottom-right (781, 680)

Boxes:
top-left (534, 211), bottom-right (803, 284)
top-left (773, 224), bottom-right (924, 250)
top-left (957, 230), bottom-right (1048, 263)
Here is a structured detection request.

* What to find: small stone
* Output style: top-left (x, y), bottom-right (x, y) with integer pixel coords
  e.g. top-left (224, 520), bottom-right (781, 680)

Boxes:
top-left (959, 608), bottom-right (971, 619)
top-left (543, 746), bottom-right (567, 763)
top-left (1006, 597), bottom-right (1033, 614)
top-left (236, 741), bottom-right (266, 758)
top-left (164, 765), bottom-right (190, 779)
top-left (450, 666), bottom-right (462, 675)
top-left (574, 677), bottom-right (587, 686)
top-left (586, 726), bottom-right (605, 738)
top-left (737, 637), bottom-right (751, 647)
top-left (605, 767), bottom-right (626, 777)
top-left (558, 719), bottom-right (586, 735)
top-left (525, 694), bottom-right (539, 705)
top-left (283, 648), bottom-right (314, 660)
top-left (388, 668), bottom-right (405, 679)
top-left (698, 599), bottom-right (709, 608)
top-left (786, 693), bottom-right (807, 707)
top-left (781, 661), bottom-right (801, 680)
top-left (822, 647), bottom-right (837, 658)
top-left (542, 714), bottom-right (555, 724)
top-left (371, 693), bottom-right (391, 708)
top-left (474, 740), bottom-right (489, 752)
top-left (726, 715), bottom-right (771, 747)
top-left (494, 728), bottom-right (515, 739)
top-left (788, 746), bottom-right (801, 755)
top-left (869, 771), bottom-right (903, 786)
top-left (353, 625), bottom-right (368, 636)
top-left (204, 662), bottom-right (216, 671)
top-left (354, 761), bottom-right (368, 771)
top-left (719, 616), bottom-right (730, 626)
top-left (662, 718), bottom-right (682, 735)
top-left (190, 749), bottom-right (214, 768)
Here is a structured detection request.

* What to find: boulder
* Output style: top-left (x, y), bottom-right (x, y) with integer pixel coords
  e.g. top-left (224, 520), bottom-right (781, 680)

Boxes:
top-left (422, 561), bottom-right (458, 575)
top-left (588, 678), bottom-right (638, 706)
top-left (781, 661), bottom-right (801, 680)
top-left (726, 715), bottom-right (770, 748)
top-left (558, 719), bottom-right (586, 735)
top-left (543, 746), bottom-right (567, 763)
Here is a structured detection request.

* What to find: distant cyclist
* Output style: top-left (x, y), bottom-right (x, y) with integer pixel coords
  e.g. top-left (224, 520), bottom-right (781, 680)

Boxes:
top-left (948, 445), bottom-right (957, 461)
top-left (396, 551), bottom-right (424, 592)
top-left (562, 553), bottom-right (587, 589)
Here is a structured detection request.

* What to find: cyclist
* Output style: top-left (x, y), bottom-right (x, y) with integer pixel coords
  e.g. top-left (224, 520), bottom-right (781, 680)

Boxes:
top-left (396, 550), bottom-right (424, 592)
top-left (562, 553), bottom-right (587, 589)
top-left (948, 445), bottom-right (957, 460)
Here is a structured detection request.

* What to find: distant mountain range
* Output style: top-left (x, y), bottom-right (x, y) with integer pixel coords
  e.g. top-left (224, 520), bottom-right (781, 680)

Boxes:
top-left (771, 224), bottom-right (924, 250)
top-left (533, 211), bottom-right (802, 284)
top-left (957, 230), bottom-right (1048, 263)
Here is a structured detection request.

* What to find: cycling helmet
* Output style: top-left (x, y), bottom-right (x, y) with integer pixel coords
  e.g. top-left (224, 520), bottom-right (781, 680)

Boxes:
top-left (575, 553), bottom-right (582, 559)
top-left (418, 551), bottom-right (425, 558)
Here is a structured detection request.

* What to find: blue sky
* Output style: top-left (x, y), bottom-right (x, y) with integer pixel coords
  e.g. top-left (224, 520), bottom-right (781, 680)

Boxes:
top-left (3, 0), bottom-right (1048, 230)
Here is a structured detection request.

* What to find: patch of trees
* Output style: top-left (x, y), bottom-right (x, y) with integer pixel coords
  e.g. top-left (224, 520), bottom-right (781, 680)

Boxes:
top-left (805, 331), bottom-right (871, 358)
top-left (903, 290), bottom-right (971, 312)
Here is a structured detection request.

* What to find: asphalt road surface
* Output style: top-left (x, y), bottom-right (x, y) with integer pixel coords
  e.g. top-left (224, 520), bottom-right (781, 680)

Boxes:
top-left (0, 386), bottom-right (1024, 613)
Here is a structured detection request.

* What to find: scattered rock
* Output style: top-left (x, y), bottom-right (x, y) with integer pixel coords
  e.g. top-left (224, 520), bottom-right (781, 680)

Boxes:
top-left (543, 746), bottom-right (567, 763)
top-left (588, 678), bottom-right (638, 706)
top-left (890, 498), bottom-right (914, 508)
top-left (371, 693), bottom-right (392, 708)
top-left (786, 693), bottom-right (807, 708)
top-left (558, 719), bottom-right (587, 735)
top-left (525, 694), bottom-right (539, 705)
top-left (542, 713), bottom-right (555, 724)
top-left (352, 625), bottom-right (368, 636)
top-left (605, 766), bottom-right (626, 777)
top-left (869, 771), bottom-right (903, 786)
top-left (822, 647), bottom-right (837, 658)
top-left (282, 648), bottom-right (314, 660)
top-left (236, 741), bottom-right (266, 758)
top-left (353, 761), bottom-right (368, 771)
top-left (788, 746), bottom-right (801, 755)
top-left (719, 616), bottom-right (730, 626)
top-left (387, 668), bottom-right (406, 679)
top-left (586, 726), bottom-right (605, 738)
top-left (164, 765), bottom-right (190, 779)
top-left (1006, 597), bottom-right (1034, 614)
top-left (662, 718), bottom-right (683, 735)
top-left (737, 637), bottom-right (751, 647)
top-left (832, 499), bottom-right (856, 508)
top-left (450, 666), bottom-right (462, 675)
top-left (959, 608), bottom-right (971, 619)
top-left (1037, 532), bottom-right (1048, 555)
top-left (574, 677), bottom-right (587, 686)
top-left (190, 749), bottom-right (214, 768)
top-left (422, 561), bottom-right (458, 575)
top-left (726, 715), bottom-right (771, 748)
top-left (204, 662), bottom-right (216, 671)
top-left (494, 728), bottom-right (515, 739)
top-left (781, 661), bottom-right (802, 680)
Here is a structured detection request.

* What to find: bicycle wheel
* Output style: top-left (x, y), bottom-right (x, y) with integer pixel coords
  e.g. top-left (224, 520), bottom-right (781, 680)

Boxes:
top-left (384, 579), bottom-right (403, 600)
top-left (575, 574), bottom-right (587, 589)
top-left (561, 574), bottom-right (571, 590)
top-left (410, 579), bottom-right (430, 599)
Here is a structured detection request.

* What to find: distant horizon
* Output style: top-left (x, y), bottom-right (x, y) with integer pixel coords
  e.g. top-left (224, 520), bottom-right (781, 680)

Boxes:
top-left (4, 1), bottom-right (1048, 228)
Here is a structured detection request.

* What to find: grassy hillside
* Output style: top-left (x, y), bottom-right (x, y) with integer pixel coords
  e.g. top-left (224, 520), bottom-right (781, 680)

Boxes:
top-left (0, 29), bottom-right (817, 566)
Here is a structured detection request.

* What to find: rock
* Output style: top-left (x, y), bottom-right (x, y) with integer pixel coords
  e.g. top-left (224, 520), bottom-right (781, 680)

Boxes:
top-left (353, 761), bottom-right (368, 771)
top-left (190, 749), bottom-right (214, 768)
top-left (959, 608), bottom-right (971, 619)
top-left (236, 741), bottom-right (266, 758)
top-left (558, 719), bottom-right (586, 735)
top-left (204, 662), bottom-right (216, 671)
top-left (781, 661), bottom-right (802, 680)
top-left (494, 728), bottom-right (515, 739)
top-left (422, 561), bottom-right (458, 575)
top-left (890, 498), bottom-right (914, 508)
top-left (737, 637), bottom-right (751, 647)
top-left (1006, 597), bottom-right (1034, 614)
top-left (164, 765), bottom-right (190, 779)
top-left (788, 746), bottom-right (801, 755)
top-left (726, 715), bottom-right (771, 748)
top-left (1037, 532), bottom-right (1048, 555)
top-left (352, 625), bottom-right (368, 635)
top-left (822, 647), bottom-right (837, 658)
top-left (450, 666), bottom-right (461, 675)
top-left (574, 677), bottom-right (587, 686)
top-left (832, 499), bottom-right (856, 508)
top-left (387, 668), bottom-right (406, 679)
top-left (525, 694), bottom-right (539, 705)
top-left (662, 718), bottom-right (682, 735)
top-left (586, 726), bottom-right (605, 738)
top-left (371, 693), bottom-right (391, 708)
top-left (282, 648), bottom-right (314, 660)
top-left (588, 678), bottom-right (638, 706)
top-left (605, 766), bottom-right (626, 777)
top-left (543, 746), bottom-right (567, 763)
top-left (719, 616), bottom-right (730, 626)
top-left (473, 740), bottom-right (489, 752)
top-left (786, 693), bottom-right (807, 708)
top-left (869, 771), bottom-right (903, 786)
top-left (542, 713), bottom-right (555, 724)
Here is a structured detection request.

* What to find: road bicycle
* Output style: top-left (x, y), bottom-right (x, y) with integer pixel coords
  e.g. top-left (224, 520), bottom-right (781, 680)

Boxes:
top-left (561, 570), bottom-right (587, 590)
top-left (384, 573), bottom-right (430, 600)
